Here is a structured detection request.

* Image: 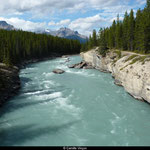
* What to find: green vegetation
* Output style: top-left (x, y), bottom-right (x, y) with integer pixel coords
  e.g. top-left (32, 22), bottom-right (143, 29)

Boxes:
top-left (82, 0), bottom-right (150, 55)
top-left (120, 55), bottom-right (149, 70)
top-left (124, 55), bottom-right (138, 62)
top-left (129, 56), bottom-right (147, 65)
top-left (114, 50), bottom-right (122, 59)
top-left (0, 29), bottom-right (81, 91)
top-left (0, 29), bottom-right (81, 66)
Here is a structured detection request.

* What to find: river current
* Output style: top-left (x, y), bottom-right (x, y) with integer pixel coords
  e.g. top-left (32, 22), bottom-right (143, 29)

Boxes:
top-left (0, 55), bottom-right (150, 146)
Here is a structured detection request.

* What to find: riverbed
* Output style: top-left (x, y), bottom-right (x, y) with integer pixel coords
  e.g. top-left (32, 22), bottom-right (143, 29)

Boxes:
top-left (0, 55), bottom-right (150, 146)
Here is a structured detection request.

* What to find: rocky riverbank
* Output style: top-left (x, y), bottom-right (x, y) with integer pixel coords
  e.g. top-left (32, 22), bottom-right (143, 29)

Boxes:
top-left (0, 53), bottom-right (77, 106)
top-left (0, 63), bottom-right (21, 106)
top-left (81, 47), bottom-right (150, 103)
top-left (0, 56), bottom-right (59, 106)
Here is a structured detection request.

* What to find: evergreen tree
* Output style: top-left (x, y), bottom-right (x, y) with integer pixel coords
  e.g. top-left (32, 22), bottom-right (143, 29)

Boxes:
top-left (128, 9), bottom-right (135, 51)
top-left (92, 29), bottom-right (97, 46)
top-left (116, 14), bottom-right (123, 49)
top-left (108, 27), bottom-right (114, 49)
top-left (144, 0), bottom-right (150, 53)
top-left (134, 9), bottom-right (143, 51)
top-left (88, 34), bottom-right (93, 49)
top-left (146, 0), bottom-right (150, 9)
top-left (112, 20), bottom-right (116, 47)
top-left (0, 29), bottom-right (81, 66)
top-left (72, 2), bottom-right (150, 55)
top-left (99, 28), bottom-right (108, 57)
top-left (123, 11), bottom-right (129, 50)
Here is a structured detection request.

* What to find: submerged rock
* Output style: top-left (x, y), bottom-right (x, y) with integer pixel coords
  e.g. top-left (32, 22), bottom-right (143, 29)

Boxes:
top-left (53, 69), bottom-right (65, 74)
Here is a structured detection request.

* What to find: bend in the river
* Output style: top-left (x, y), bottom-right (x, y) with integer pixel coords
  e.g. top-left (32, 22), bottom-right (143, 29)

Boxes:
top-left (0, 56), bottom-right (150, 146)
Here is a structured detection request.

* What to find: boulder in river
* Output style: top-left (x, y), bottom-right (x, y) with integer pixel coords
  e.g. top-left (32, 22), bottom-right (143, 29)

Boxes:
top-left (53, 69), bottom-right (65, 74)
top-left (68, 64), bottom-right (76, 68)
top-left (68, 61), bottom-right (93, 69)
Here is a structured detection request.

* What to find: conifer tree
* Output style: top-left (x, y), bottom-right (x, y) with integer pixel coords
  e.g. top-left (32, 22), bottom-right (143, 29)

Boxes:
top-left (123, 11), bottom-right (129, 50)
top-left (88, 34), bottom-right (93, 49)
top-left (116, 14), bottom-right (123, 49)
top-left (92, 29), bottom-right (97, 46)
top-left (134, 9), bottom-right (143, 51)
top-left (128, 9), bottom-right (135, 51)
top-left (144, 0), bottom-right (150, 53)
top-left (112, 20), bottom-right (116, 47)
top-left (0, 29), bottom-right (81, 66)
top-left (99, 28), bottom-right (108, 57)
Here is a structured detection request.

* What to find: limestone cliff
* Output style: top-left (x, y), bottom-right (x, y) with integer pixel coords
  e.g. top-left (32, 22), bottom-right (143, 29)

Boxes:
top-left (81, 47), bottom-right (150, 103)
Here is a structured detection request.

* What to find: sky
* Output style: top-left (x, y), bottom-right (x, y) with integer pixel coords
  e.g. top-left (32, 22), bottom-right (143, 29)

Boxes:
top-left (0, 0), bottom-right (146, 36)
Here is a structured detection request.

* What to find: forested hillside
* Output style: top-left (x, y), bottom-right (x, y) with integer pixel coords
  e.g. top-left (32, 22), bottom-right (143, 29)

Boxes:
top-left (0, 29), bottom-right (81, 103)
top-left (82, 0), bottom-right (150, 55)
top-left (0, 29), bottom-right (81, 66)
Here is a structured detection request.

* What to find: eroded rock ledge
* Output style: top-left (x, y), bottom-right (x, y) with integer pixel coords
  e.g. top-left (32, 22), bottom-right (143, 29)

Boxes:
top-left (0, 63), bottom-right (21, 106)
top-left (81, 47), bottom-right (150, 103)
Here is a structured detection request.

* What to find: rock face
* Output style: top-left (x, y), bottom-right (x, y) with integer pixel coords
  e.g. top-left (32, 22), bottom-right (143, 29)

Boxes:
top-left (53, 69), bottom-right (65, 74)
top-left (81, 47), bottom-right (150, 103)
top-left (0, 63), bottom-right (21, 106)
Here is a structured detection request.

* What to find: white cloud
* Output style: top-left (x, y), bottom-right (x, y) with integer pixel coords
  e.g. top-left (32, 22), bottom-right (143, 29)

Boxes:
top-left (136, 0), bottom-right (146, 6)
top-left (0, 0), bottom-right (134, 16)
top-left (0, 0), bottom-right (83, 15)
top-left (48, 12), bottom-right (127, 36)
top-left (48, 21), bottom-right (56, 26)
top-left (88, 0), bottom-right (120, 9)
top-left (48, 19), bottom-right (70, 27)
top-left (0, 17), bottom-right (46, 31)
top-left (68, 14), bottom-right (106, 36)
top-left (47, 14), bottom-right (106, 36)
top-left (0, 0), bottom-right (146, 36)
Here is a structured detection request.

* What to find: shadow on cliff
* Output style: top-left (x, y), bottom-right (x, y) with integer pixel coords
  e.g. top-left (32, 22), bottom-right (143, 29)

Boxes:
top-left (0, 120), bottom-right (80, 146)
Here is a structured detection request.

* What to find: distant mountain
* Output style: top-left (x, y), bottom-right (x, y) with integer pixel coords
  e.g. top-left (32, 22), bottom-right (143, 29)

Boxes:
top-left (0, 21), bottom-right (15, 30)
top-left (0, 21), bottom-right (87, 43)
top-left (36, 27), bottom-right (88, 43)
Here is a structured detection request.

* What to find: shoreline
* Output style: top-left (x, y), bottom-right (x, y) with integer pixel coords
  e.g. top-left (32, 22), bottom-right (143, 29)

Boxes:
top-left (0, 53), bottom-right (79, 107)
top-left (81, 48), bottom-right (150, 104)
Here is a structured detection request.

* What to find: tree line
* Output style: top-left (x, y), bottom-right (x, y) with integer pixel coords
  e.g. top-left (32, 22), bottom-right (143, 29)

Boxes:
top-left (0, 29), bottom-right (81, 66)
top-left (81, 0), bottom-right (150, 55)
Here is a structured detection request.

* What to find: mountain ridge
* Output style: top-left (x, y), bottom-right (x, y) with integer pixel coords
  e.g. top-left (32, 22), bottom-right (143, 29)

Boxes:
top-left (0, 20), bottom-right (87, 43)
top-left (36, 27), bottom-right (87, 43)
top-left (0, 21), bottom-right (15, 30)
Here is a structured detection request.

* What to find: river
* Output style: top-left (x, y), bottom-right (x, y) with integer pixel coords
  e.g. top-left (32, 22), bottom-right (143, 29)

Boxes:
top-left (0, 55), bottom-right (150, 146)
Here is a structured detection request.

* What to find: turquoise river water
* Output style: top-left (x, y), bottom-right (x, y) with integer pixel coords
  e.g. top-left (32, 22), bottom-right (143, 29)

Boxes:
top-left (0, 55), bottom-right (150, 146)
